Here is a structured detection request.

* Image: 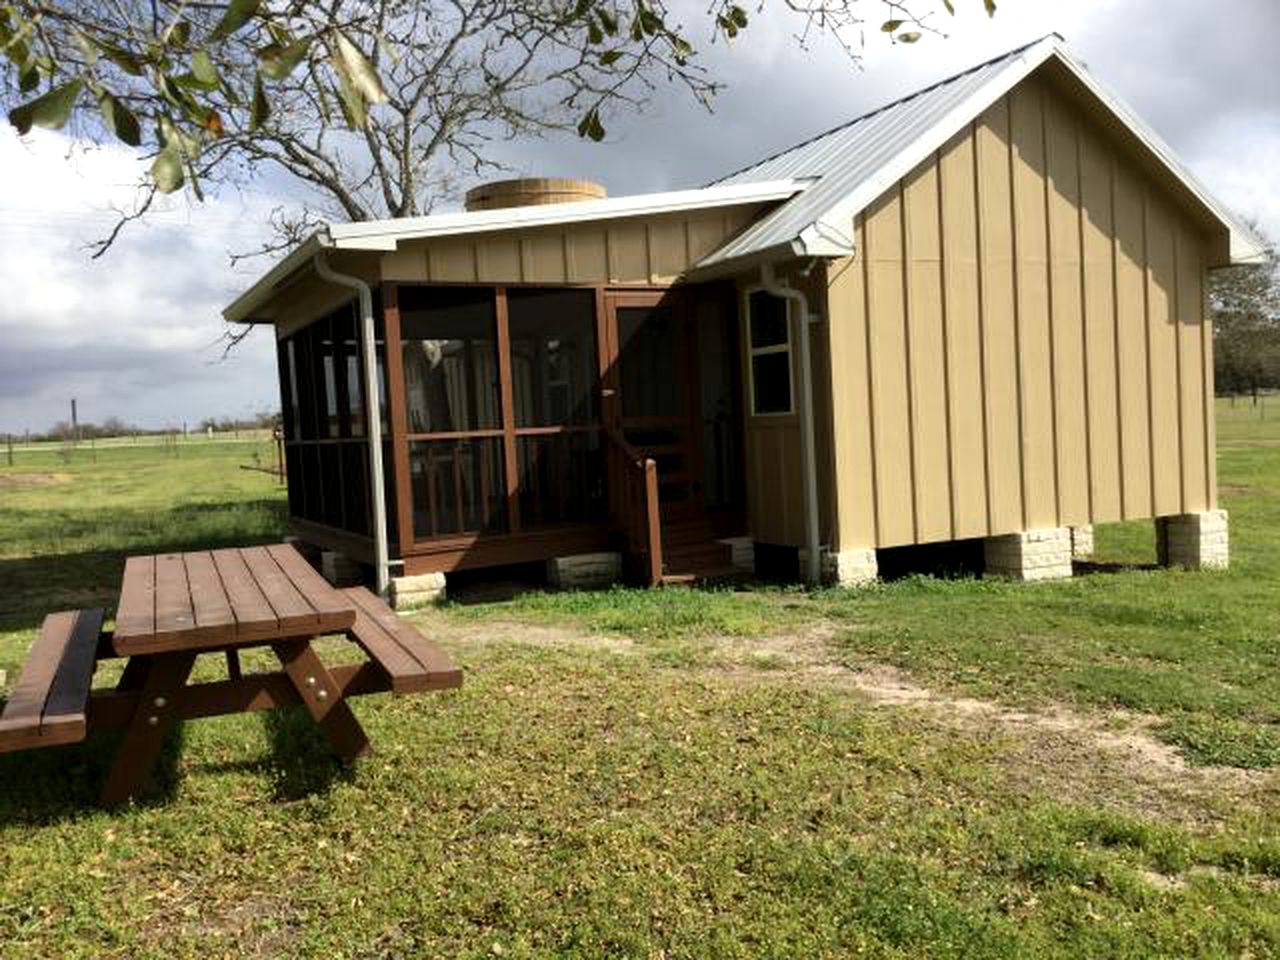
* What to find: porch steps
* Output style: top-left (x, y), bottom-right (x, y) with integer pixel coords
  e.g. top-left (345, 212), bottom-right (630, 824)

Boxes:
top-left (659, 521), bottom-right (742, 586)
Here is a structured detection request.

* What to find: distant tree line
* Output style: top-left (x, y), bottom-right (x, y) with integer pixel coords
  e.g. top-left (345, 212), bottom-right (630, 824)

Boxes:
top-left (16, 410), bottom-right (279, 442)
top-left (1213, 226), bottom-right (1280, 400)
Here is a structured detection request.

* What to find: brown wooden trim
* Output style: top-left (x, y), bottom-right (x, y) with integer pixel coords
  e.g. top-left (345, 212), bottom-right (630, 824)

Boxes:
top-left (401, 527), bottom-right (612, 575)
top-left (494, 287), bottom-right (522, 533)
top-left (406, 429), bottom-right (505, 441)
top-left (288, 517), bottom-right (378, 564)
top-left (382, 283), bottom-right (415, 556)
top-left (511, 425), bottom-right (598, 437)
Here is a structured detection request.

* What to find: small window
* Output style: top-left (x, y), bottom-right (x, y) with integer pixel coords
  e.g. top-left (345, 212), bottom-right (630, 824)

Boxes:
top-left (748, 291), bottom-right (793, 415)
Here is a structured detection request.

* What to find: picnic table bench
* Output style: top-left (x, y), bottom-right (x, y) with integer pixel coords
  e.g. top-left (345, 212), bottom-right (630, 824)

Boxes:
top-left (0, 544), bottom-right (461, 807)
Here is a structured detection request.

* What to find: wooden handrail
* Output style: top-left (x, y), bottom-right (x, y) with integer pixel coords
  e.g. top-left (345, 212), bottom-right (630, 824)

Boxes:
top-left (603, 426), bottom-right (664, 585)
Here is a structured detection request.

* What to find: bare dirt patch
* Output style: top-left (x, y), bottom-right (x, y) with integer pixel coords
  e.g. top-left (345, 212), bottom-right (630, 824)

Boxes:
top-left (434, 613), bottom-right (1279, 822)
top-left (0, 471), bottom-right (72, 488)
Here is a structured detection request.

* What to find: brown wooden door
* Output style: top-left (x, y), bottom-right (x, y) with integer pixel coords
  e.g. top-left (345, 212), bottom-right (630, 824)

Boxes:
top-left (604, 290), bottom-right (702, 524)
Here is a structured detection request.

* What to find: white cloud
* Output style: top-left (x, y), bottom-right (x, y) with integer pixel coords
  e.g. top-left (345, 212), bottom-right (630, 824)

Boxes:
top-left (0, 128), bottom-right (284, 434)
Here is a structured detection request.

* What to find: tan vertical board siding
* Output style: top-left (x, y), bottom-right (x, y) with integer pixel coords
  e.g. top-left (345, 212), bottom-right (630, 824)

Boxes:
top-left (820, 72), bottom-right (1217, 552)
top-left (1112, 161), bottom-right (1153, 518)
top-left (863, 190), bottom-right (917, 546)
top-left (902, 161), bottom-right (953, 542)
top-left (1077, 126), bottom-right (1123, 522)
top-left (1009, 81), bottom-right (1059, 529)
top-left (824, 238), bottom-right (878, 549)
top-left (1043, 94), bottom-right (1091, 526)
top-left (974, 97), bottom-right (1025, 535)
top-left (938, 129), bottom-right (989, 539)
top-left (1175, 222), bottom-right (1209, 512)
top-left (1144, 194), bottom-right (1183, 516)
top-left (381, 204), bottom-right (769, 286)
top-left (1202, 268), bottom-right (1218, 508)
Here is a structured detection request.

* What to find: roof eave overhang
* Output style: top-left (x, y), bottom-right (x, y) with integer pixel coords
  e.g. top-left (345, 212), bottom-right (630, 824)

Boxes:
top-left (222, 232), bottom-right (329, 325)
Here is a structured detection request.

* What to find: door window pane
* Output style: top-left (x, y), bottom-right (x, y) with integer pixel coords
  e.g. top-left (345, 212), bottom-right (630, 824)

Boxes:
top-left (749, 291), bottom-right (789, 349)
top-left (508, 289), bottom-right (598, 426)
top-left (409, 438), bottom-right (507, 538)
top-left (400, 287), bottom-right (500, 433)
top-left (751, 352), bottom-right (793, 415)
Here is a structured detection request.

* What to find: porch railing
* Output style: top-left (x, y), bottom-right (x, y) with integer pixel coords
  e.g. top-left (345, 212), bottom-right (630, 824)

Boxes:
top-left (603, 425), bottom-right (663, 586)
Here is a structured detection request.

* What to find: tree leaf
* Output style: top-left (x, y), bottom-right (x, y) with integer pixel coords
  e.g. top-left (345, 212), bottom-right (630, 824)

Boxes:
top-left (984, 0), bottom-right (997, 16)
top-left (897, 31), bottom-right (922, 43)
top-left (597, 10), bottom-right (617, 35)
top-left (97, 91), bottom-right (141, 146)
top-left (151, 146), bottom-right (184, 192)
top-left (8, 79), bottom-right (82, 134)
top-left (164, 19), bottom-right (192, 48)
top-left (335, 32), bottom-right (387, 105)
top-left (250, 74), bottom-right (270, 129)
top-left (577, 108), bottom-right (605, 142)
top-left (210, 0), bottom-right (261, 42)
top-left (881, 19), bottom-right (904, 32)
top-left (17, 61), bottom-right (38, 94)
top-left (587, 20), bottom-right (603, 45)
top-left (942, 0), bottom-right (956, 14)
top-left (599, 49), bottom-right (621, 66)
top-left (191, 50), bottom-right (219, 86)
top-left (258, 37), bottom-right (311, 81)
top-left (333, 67), bottom-right (366, 128)
top-left (91, 39), bottom-right (145, 76)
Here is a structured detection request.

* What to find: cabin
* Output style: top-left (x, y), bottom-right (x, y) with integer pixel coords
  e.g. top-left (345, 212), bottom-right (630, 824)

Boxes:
top-left (225, 36), bottom-right (1262, 605)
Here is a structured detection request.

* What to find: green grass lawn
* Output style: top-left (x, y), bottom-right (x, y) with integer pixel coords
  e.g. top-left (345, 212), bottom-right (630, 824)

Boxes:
top-left (2, 407), bottom-right (1279, 957)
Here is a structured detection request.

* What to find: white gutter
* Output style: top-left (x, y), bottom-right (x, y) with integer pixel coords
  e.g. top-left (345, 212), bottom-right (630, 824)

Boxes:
top-left (312, 250), bottom-right (391, 599)
top-left (760, 262), bottom-right (822, 586)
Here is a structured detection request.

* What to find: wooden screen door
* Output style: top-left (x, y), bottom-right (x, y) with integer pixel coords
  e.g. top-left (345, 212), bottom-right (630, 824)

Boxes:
top-left (604, 290), bottom-right (702, 523)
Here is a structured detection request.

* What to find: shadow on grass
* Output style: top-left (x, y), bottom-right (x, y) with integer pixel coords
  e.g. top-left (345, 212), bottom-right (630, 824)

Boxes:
top-left (0, 498), bottom-right (286, 633)
top-left (0, 726), bottom-right (185, 827)
top-left (0, 706), bottom-right (355, 825)
top-left (1074, 559), bottom-right (1161, 575)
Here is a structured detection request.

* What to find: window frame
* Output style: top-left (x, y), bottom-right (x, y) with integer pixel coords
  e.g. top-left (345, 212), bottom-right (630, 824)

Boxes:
top-left (744, 287), bottom-right (795, 417)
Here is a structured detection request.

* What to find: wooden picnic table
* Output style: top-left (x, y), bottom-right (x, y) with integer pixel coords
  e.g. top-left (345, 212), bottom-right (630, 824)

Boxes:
top-left (0, 544), bottom-right (462, 807)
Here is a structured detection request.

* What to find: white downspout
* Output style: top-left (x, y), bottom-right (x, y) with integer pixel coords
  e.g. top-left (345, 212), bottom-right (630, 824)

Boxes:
top-left (313, 250), bottom-right (391, 599)
top-left (760, 262), bottom-right (822, 586)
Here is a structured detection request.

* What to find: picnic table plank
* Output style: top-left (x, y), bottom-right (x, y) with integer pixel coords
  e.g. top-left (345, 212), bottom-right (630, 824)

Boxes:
top-left (342, 595), bottom-right (430, 692)
top-left (112, 555), bottom-right (156, 644)
top-left (240, 546), bottom-right (321, 632)
top-left (154, 552), bottom-right (219, 647)
top-left (266, 543), bottom-right (354, 623)
top-left (183, 551), bottom-right (236, 642)
top-left (344, 587), bottom-right (462, 687)
top-left (210, 547), bottom-right (279, 643)
top-left (0, 610), bottom-right (105, 750)
top-left (41, 608), bottom-right (105, 742)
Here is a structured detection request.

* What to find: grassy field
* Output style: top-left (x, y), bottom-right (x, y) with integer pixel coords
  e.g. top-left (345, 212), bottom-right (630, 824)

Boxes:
top-left (1, 404), bottom-right (1279, 957)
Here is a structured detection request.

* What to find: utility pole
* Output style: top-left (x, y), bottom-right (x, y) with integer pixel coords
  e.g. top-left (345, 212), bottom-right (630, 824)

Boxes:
top-left (6, 434), bottom-right (12, 467)
top-left (70, 398), bottom-right (79, 443)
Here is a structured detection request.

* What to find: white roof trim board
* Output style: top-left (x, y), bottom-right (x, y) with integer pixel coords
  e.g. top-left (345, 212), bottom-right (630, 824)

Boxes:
top-left (326, 179), bottom-right (811, 251)
top-left (700, 34), bottom-right (1265, 270)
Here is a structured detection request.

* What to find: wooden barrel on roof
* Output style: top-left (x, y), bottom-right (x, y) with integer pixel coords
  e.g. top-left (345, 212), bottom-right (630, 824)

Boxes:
top-left (463, 177), bottom-right (607, 212)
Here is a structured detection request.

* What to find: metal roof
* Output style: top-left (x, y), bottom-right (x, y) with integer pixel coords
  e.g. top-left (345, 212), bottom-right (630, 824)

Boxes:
top-left (698, 34), bottom-right (1264, 270)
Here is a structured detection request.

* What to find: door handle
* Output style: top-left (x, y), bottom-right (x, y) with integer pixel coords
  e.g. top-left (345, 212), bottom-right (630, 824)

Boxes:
top-left (601, 388), bottom-right (616, 398)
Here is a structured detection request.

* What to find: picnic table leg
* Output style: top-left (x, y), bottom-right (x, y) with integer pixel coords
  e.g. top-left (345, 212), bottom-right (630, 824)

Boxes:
top-left (100, 652), bottom-right (197, 808)
top-left (271, 639), bottom-right (370, 764)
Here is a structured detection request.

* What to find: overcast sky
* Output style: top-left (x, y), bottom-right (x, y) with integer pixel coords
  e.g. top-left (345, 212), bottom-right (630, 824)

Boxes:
top-left (1, 0), bottom-right (1276, 435)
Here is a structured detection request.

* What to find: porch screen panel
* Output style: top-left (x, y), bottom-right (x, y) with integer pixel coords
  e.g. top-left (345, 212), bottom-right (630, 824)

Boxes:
top-left (399, 287), bottom-right (508, 538)
top-left (409, 438), bottom-right (507, 538)
top-left (277, 301), bottom-right (383, 541)
top-left (508, 289), bottom-right (605, 529)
